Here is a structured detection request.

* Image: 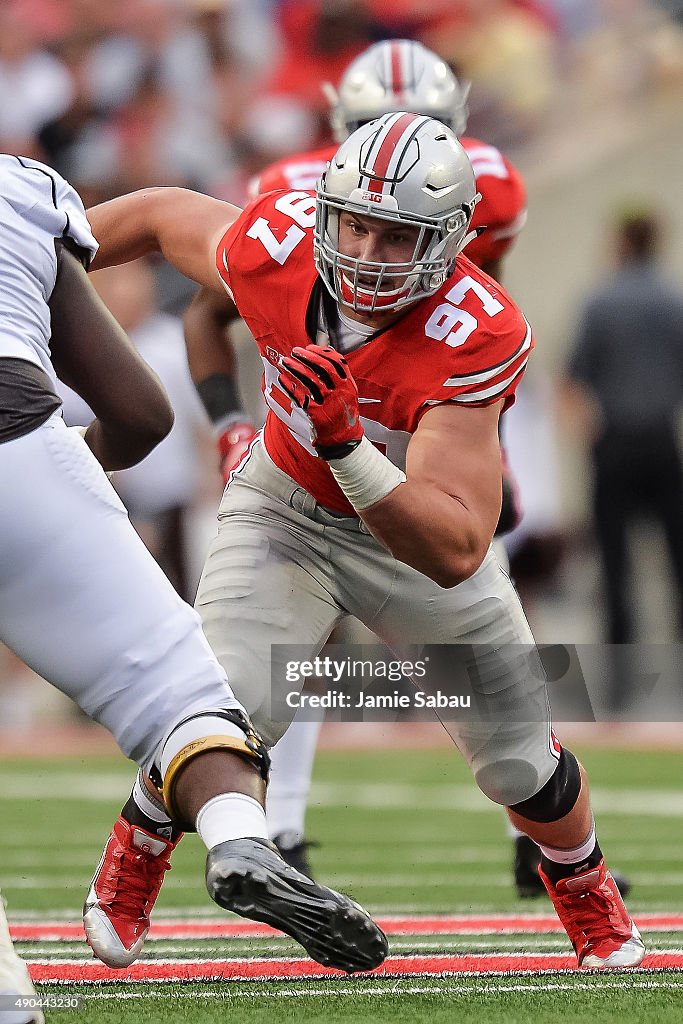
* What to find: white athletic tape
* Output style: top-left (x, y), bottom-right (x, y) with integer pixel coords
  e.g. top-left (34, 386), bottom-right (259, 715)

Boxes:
top-left (328, 436), bottom-right (406, 510)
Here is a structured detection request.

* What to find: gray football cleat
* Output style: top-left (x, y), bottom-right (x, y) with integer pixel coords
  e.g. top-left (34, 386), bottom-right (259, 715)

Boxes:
top-left (206, 837), bottom-right (388, 973)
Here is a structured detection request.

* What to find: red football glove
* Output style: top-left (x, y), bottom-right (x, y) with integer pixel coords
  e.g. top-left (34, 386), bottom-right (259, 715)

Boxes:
top-left (279, 345), bottom-right (364, 459)
top-left (216, 418), bottom-right (258, 482)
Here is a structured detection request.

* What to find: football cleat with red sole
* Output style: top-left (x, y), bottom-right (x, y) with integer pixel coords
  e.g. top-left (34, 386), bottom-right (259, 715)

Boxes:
top-left (539, 858), bottom-right (645, 968)
top-left (83, 817), bottom-right (181, 968)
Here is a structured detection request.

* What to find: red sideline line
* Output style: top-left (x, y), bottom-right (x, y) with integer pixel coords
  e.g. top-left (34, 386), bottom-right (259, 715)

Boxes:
top-left (12, 913), bottom-right (683, 942)
top-left (28, 952), bottom-right (683, 983)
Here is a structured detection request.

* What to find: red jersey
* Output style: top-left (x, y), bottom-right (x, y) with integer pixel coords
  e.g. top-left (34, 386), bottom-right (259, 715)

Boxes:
top-left (248, 146), bottom-right (335, 200)
top-left (250, 136), bottom-right (526, 272)
top-left (216, 190), bottom-right (532, 515)
top-left (461, 137), bottom-right (527, 269)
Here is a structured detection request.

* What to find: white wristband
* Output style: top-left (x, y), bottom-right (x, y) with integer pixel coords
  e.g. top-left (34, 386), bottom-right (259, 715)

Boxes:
top-left (328, 436), bottom-right (406, 510)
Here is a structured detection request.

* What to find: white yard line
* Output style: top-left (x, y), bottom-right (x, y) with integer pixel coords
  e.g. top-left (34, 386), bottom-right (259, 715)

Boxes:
top-left (10, 906), bottom-right (683, 921)
top-left (5, 871), bottom-right (683, 890)
top-left (41, 979), bottom-right (683, 999)
top-left (2, 776), bottom-right (683, 817)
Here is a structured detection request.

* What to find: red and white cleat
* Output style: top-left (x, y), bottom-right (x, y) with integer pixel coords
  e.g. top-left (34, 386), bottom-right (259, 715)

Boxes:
top-left (83, 816), bottom-right (180, 968)
top-left (540, 858), bottom-right (645, 968)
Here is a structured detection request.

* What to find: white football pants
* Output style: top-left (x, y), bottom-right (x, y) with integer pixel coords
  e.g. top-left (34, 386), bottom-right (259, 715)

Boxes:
top-left (0, 414), bottom-right (240, 769)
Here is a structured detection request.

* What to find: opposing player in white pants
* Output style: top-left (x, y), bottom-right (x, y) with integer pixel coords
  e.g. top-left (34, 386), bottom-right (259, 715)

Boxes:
top-left (0, 891), bottom-right (43, 1024)
top-left (85, 113), bottom-right (644, 970)
top-left (0, 154), bottom-right (387, 980)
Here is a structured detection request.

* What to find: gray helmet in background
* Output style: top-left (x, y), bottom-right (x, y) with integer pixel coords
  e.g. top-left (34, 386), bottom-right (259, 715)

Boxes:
top-left (324, 40), bottom-right (470, 144)
top-left (314, 112), bottom-right (480, 314)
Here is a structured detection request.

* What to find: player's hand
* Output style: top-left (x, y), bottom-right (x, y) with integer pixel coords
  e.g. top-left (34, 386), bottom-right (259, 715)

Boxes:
top-left (216, 418), bottom-right (258, 482)
top-left (279, 345), bottom-right (364, 459)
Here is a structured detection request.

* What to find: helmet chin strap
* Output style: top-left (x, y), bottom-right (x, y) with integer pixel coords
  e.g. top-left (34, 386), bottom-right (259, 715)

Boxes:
top-left (339, 270), bottom-right (413, 312)
top-left (458, 226), bottom-right (480, 254)
top-left (419, 218), bottom-right (477, 291)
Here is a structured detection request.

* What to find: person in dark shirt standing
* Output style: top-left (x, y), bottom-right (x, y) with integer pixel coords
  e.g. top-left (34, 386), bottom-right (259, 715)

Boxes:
top-left (566, 207), bottom-right (683, 701)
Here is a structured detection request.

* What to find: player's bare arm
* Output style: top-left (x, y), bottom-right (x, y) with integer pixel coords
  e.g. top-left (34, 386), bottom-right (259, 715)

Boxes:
top-left (183, 286), bottom-right (258, 481)
top-left (360, 401), bottom-right (503, 587)
top-left (279, 343), bottom-right (502, 589)
top-left (183, 286), bottom-right (241, 385)
top-left (87, 187), bottom-right (241, 292)
top-left (50, 244), bottom-right (174, 470)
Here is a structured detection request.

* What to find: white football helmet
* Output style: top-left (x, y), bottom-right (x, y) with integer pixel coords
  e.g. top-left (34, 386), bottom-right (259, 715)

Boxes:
top-left (324, 40), bottom-right (470, 143)
top-left (314, 112), bottom-right (480, 314)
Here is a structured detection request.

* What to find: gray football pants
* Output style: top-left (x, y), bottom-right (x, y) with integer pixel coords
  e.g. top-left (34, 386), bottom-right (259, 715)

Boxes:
top-left (196, 441), bottom-right (559, 807)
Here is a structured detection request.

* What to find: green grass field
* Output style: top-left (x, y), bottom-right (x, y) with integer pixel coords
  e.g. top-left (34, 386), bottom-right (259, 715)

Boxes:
top-left (2, 744), bottom-right (681, 1022)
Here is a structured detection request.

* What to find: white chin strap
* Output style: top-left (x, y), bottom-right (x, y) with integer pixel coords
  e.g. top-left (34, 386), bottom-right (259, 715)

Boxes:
top-left (341, 272), bottom-right (406, 300)
top-left (458, 227), bottom-right (479, 254)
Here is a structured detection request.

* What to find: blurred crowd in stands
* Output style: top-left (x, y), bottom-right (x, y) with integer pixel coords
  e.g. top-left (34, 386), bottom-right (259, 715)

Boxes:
top-left (3, 0), bottom-right (683, 209)
top-left (2, 0), bottom-right (683, 727)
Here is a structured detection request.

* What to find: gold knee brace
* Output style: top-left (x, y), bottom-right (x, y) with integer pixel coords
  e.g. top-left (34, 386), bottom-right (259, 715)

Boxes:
top-left (158, 710), bottom-right (270, 827)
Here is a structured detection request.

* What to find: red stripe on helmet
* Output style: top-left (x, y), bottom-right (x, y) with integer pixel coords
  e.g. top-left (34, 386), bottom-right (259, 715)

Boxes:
top-left (390, 42), bottom-right (404, 101)
top-left (365, 112), bottom-right (421, 194)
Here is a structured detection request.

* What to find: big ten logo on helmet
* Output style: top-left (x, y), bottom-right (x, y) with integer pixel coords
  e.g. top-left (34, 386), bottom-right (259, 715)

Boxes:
top-left (360, 191), bottom-right (384, 204)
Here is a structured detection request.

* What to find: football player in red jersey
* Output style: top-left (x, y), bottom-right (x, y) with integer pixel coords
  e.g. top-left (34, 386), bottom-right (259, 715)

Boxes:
top-left (183, 39), bottom-right (529, 879)
top-left (197, 39), bottom-right (628, 898)
top-left (84, 112), bottom-right (643, 973)
top-left (188, 40), bottom-right (526, 482)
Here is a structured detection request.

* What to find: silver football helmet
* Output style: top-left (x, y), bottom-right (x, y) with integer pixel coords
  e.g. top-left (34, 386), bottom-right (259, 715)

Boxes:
top-left (324, 40), bottom-right (470, 143)
top-left (314, 112), bottom-right (480, 314)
